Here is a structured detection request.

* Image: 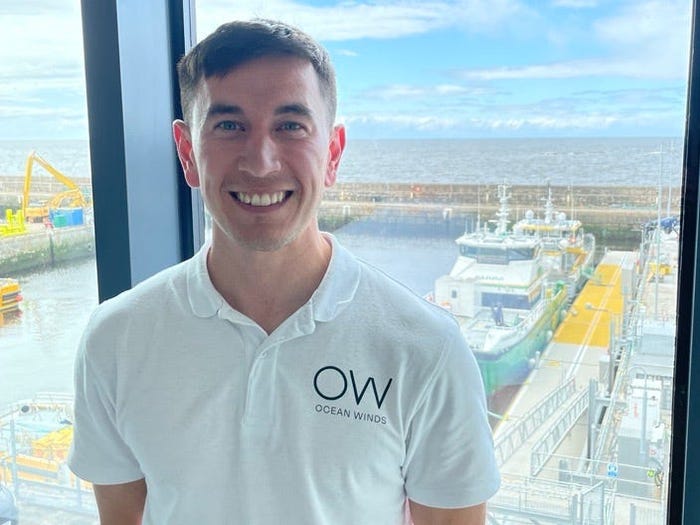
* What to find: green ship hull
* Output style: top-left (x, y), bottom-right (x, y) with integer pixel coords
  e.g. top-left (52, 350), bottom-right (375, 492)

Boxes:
top-left (475, 287), bottom-right (568, 398)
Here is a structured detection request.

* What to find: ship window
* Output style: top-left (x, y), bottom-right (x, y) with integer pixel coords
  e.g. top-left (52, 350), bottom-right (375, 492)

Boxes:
top-left (508, 247), bottom-right (535, 261)
top-left (482, 292), bottom-right (530, 310)
top-left (476, 248), bottom-right (509, 264)
top-left (451, 290), bottom-right (458, 299)
top-left (460, 245), bottom-right (478, 258)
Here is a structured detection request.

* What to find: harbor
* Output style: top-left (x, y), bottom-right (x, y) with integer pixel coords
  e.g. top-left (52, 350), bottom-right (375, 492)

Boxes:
top-left (0, 179), bottom-right (676, 275)
top-left (0, 182), bottom-right (680, 524)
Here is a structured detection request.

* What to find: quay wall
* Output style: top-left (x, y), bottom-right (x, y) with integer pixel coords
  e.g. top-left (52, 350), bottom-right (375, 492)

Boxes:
top-left (0, 226), bottom-right (95, 275)
top-left (323, 182), bottom-right (681, 212)
top-left (0, 177), bottom-right (681, 212)
top-left (320, 183), bottom-right (681, 247)
top-left (0, 181), bottom-right (681, 274)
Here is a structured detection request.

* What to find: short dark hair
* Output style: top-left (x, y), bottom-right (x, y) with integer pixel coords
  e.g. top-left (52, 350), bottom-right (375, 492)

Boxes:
top-left (177, 19), bottom-right (337, 126)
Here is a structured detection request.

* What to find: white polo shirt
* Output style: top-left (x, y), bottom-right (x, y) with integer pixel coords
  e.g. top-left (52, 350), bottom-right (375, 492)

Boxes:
top-left (68, 236), bottom-right (499, 524)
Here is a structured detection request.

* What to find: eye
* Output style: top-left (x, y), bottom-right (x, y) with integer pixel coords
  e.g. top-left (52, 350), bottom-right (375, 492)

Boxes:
top-left (278, 122), bottom-right (305, 133)
top-left (215, 120), bottom-right (244, 132)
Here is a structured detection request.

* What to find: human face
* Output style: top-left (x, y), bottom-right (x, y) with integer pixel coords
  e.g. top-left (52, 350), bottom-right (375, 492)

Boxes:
top-left (173, 56), bottom-right (345, 254)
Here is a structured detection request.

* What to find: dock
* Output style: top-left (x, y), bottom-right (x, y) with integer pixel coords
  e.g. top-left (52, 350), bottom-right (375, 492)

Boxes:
top-left (1, 176), bottom-right (679, 240)
top-left (0, 223), bottom-right (95, 275)
top-left (487, 232), bottom-right (677, 523)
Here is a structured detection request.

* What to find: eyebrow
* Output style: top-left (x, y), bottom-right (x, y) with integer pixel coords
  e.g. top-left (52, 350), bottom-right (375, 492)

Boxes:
top-left (275, 103), bottom-right (313, 119)
top-left (205, 103), bottom-right (243, 120)
top-left (204, 102), bottom-right (314, 121)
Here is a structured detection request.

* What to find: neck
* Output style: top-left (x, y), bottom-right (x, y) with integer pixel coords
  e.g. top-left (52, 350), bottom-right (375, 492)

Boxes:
top-left (207, 230), bottom-right (332, 334)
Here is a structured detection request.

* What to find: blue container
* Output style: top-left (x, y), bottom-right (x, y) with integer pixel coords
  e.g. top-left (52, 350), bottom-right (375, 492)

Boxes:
top-left (50, 207), bottom-right (84, 227)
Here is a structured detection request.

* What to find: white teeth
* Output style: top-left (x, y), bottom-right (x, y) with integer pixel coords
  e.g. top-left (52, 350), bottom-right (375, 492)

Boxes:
top-left (235, 191), bottom-right (286, 207)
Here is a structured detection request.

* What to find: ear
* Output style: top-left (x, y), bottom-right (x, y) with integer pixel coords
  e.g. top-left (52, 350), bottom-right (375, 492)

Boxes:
top-left (325, 124), bottom-right (346, 188)
top-left (173, 119), bottom-right (200, 188)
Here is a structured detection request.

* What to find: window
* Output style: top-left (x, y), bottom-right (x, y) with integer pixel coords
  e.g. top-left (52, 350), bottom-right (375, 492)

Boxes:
top-left (194, 2), bottom-right (690, 523)
top-left (0, 1), bottom-right (99, 523)
top-left (4, 1), bottom-right (695, 523)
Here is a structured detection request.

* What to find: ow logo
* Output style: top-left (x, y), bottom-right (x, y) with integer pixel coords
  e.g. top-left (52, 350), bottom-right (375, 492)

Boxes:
top-left (313, 366), bottom-right (393, 409)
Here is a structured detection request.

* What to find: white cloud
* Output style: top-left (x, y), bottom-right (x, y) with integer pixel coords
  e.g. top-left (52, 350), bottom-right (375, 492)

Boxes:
top-left (1, 0), bottom-right (689, 139)
top-left (458, 56), bottom-right (680, 80)
top-left (196, 0), bottom-right (534, 41)
top-left (362, 83), bottom-right (492, 100)
top-left (336, 49), bottom-right (359, 57)
top-left (343, 113), bottom-right (459, 130)
top-left (593, 0), bottom-right (691, 77)
top-left (458, 0), bottom-right (691, 81)
top-left (0, 0), bottom-right (87, 139)
top-left (475, 114), bottom-right (619, 130)
top-left (341, 81), bottom-right (685, 135)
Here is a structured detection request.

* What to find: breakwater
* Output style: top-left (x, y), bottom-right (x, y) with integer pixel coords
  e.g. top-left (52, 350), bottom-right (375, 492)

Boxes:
top-left (0, 182), bottom-right (679, 275)
top-left (319, 183), bottom-right (680, 248)
top-left (0, 177), bottom-right (680, 212)
top-left (322, 182), bottom-right (679, 218)
top-left (0, 226), bottom-right (95, 275)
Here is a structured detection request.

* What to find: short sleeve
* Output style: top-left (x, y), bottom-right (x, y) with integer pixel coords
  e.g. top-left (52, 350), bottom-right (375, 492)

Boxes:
top-left (403, 328), bottom-right (500, 507)
top-left (67, 316), bottom-right (144, 485)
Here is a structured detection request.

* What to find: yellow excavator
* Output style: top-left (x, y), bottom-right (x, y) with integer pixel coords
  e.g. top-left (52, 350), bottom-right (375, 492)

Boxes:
top-left (21, 151), bottom-right (89, 222)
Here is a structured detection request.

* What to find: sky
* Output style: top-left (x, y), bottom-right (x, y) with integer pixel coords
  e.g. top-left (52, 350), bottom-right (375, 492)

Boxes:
top-left (0, 0), bottom-right (692, 140)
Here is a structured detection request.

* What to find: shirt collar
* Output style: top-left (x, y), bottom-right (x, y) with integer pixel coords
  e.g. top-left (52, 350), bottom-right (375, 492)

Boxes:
top-left (185, 234), bottom-right (361, 323)
top-left (310, 233), bottom-right (360, 323)
top-left (186, 242), bottom-right (224, 318)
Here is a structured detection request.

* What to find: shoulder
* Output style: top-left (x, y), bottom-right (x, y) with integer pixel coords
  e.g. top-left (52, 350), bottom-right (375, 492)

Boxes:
top-left (354, 255), bottom-right (459, 332)
top-left (335, 252), bottom-right (468, 377)
top-left (85, 258), bottom-right (191, 341)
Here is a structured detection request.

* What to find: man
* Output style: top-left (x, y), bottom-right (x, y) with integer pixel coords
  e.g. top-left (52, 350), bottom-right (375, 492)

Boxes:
top-left (68, 19), bottom-right (500, 525)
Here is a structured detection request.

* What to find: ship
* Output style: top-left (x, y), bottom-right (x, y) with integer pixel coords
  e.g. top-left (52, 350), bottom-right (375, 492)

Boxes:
top-left (0, 278), bottom-right (22, 316)
top-left (0, 393), bottom-right (95, 517)
top-left (433, 185), bottom-right (568, 397)
top-left (513, 185), bottom-right (596, 298)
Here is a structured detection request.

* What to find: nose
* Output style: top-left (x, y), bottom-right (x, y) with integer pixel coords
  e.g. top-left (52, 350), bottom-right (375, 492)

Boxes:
top-left (237, 132), bottom-right (282, 178)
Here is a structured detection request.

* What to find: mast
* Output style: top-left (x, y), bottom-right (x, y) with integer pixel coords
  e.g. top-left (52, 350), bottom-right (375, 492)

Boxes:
top-left (495, 183), bottom-right (511, 235)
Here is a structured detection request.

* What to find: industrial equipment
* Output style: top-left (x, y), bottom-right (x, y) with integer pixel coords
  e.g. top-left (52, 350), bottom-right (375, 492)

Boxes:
top-left (21, 151), bottom-right (89, 223)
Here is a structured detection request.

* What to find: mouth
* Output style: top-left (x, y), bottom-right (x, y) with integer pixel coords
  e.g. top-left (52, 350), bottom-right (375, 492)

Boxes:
top-left (231, 190), bottom-right (292, 207)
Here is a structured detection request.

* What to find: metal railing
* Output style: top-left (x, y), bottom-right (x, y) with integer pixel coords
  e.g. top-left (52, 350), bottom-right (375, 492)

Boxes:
top-left (531, 387), bottom-right (589, 476)
top-left (494, 377), bottom-right (576, 465)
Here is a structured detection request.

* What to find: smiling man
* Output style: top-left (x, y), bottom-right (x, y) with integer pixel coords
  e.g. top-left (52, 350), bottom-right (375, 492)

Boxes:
top-left (68, 19), bottom-right (500, 525)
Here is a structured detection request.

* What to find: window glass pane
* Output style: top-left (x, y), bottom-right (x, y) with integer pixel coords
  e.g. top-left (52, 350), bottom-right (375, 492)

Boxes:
top-left (1, 2), bottom-right (98, 523)
top-left (195, 1), bottom-right (689, 523)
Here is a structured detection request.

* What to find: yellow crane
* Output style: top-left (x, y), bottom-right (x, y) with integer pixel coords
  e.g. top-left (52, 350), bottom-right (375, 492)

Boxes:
top-left (21, 151), bottom-right (89, 222)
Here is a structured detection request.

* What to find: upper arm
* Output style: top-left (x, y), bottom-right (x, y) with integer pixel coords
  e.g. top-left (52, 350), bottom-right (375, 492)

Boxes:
top-left (93, 478), bottom-right (147, 525)
top-left (409, 499), bottom-right (486, 525)
top-left (403, 332), bottom-right (500, 508)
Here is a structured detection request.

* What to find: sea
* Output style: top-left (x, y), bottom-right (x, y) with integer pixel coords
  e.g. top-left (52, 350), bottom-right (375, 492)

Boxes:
top-left (0, 136), bottom-right (684, 406)
top-left (0, 136), bottom-right (685, 186)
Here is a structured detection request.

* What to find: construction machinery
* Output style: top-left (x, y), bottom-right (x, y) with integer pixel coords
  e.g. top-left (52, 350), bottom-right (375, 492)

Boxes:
top-left (21, 151), bottom-right (89, 223)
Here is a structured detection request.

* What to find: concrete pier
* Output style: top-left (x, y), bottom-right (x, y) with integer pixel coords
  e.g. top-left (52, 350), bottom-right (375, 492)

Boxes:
top-left (0, 225), bottom-right (95, 274)
top-left (322, 183), bottom-right (677, 225)
top-left (1, 175), bottom-right (680, 227)
top-left (487, 232), bottom-right (678, 523)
